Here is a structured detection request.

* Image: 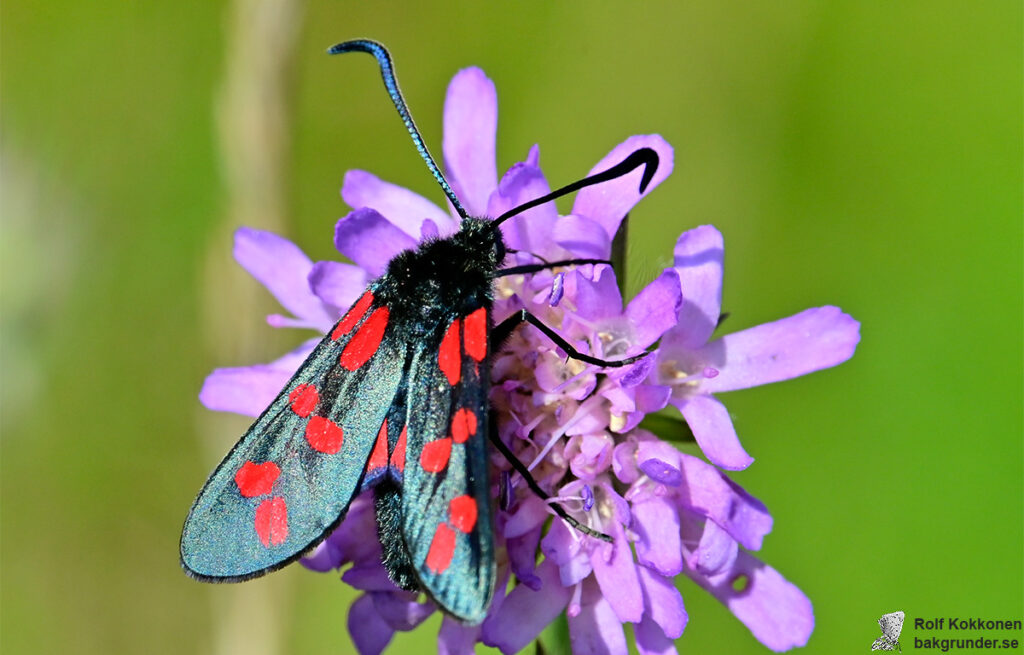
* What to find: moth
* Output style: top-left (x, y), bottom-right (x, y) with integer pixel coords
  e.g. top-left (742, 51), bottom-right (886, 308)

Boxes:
top-left (180, 39), bottom-right (657, 624)
top-left (871, 611), bottom-right (905, 652)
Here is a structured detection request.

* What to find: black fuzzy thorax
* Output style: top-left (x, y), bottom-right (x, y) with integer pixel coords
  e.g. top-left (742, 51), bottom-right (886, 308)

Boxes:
top-left (374, 218), bottom-right (503, 338)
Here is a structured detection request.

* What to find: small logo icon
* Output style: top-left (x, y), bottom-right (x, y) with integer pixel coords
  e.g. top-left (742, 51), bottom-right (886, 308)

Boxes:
top-left (871, 610), bottom-right (905, 652)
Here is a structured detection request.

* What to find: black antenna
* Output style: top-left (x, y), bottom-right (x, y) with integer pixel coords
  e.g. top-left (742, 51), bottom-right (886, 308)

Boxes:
top-left (491, 148), bottom-right (659, 228)
top-left (328, 40), bottom-right (469, 219)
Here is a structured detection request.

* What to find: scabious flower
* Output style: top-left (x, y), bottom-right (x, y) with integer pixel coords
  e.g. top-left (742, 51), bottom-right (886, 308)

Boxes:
top-left (200, 65), bottom-right (859, 654)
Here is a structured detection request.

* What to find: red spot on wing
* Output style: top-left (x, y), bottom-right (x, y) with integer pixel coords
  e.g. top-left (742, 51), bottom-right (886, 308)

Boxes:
top-left (419, 437), bottom-right (452, 473)
top-left (464, 307), bottom-right (487, 362)
top-left (254, 497), bottom-right (288, 547)
top-left (425, 523), bottom-right (456, 574)
top-left (305, 416), bottom-right (344, 454)
top-left (234, 461), bottom-right (280, 498)
top-left (332, 291), bottom-right (374, 340)
top-left (450, 408), bottom-right (478, 444)
top-left (390, 424), bottom-right (407, 473)
top-left (449, 495), bottom-right (478, 533)
top-left (367, 420), bottom-right (389, 472)
top-left (288, 384), bottom-right (319, 418)
top-left (438, 319), bottom-right (461, 385)
top-left (339, 306), bottom-right (390, 371)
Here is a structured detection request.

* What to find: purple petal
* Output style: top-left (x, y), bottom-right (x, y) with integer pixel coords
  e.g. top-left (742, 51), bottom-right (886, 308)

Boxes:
top-left (541, 518), bottom-right (593, 586)
top-left (199, 366), bottom-right (287, 417)
top-left (632, 496), bottom-right (683, 576)
top-left (369, 591), bottom-right (434, 631)
top-left (347, 594), bottom-right (394, 655)
top-left (308, 260), bottom-right (368, 311)
top-left (614, 355), bottom-right (655, 389)
top-left (299, 538), bottom-right (342, 572)
top-left (487, 144), bottom-right (560, 254)
top-left (686, 518), bottom-right (738, 577)
top-left (341, 169), bottom-right (454, 237)
top-left (599, 385), bottom-right (633, 416)
top-left (571, 265), bottom-right (623, 321)
top-left (636, 384), bottom-right (671, 415)
top-left (233, 227), bottom-right (333, 329)
top-left (685, 550), bottom-right (814, 652)
top-left (443, 67), bottom-right (498, 217)
top-left (639, 459), bottom-right (682, 487)
top-left (635, 615), bottom-right (679, 655)
top-left (439, 616), bottom-right (479, 655)
top-left (553, 214), bottom-right (612, 260)
top-left (420, 219), bottom-right (439, 240)
top-left (315, 495), bottom-right (380, 567)
top-left (699, 306), bottom-right (861, 393)
top-left (678, 453), bottom-right (773, 550)
top-left (612, 442), bottom-right (641, 484)
top-left (334, 208), bottom-right (418, 277)
top-left (333, 497), bottom-right (378, 545)
top-left (502, 493), bottom-right (550, 539)
top-left (616, 409), bottom-right (649, 435)
top-left (506, 526), bottom-right (543, 591)
top-left (590, 521), bottom-right (643, 623)
top-left (343, 562), bottom-right (401, 592)
top-left (670, 225), bottom-right (725, 349)
top-left (572, 135), bottom-right (674, 240)
top-left (568, 578), bottom-right (629, 655)
top-left (676, 393), bottom-right (754, 470)
top-left (534, 352), bottom-right (587, 394)
top-left (637, 565), bottom-right (688, 639)
top-left (563, 398), bottom-right (610, 436)
top-left (481, 558), bottom-right (571, 655)
top-left (568, 433), bottom-right (615, 480)
top-left (636, 439), bottom-right (682, 486)
top-left (199, 339), bottom-right (317, 416)
top-left (626, 269), bottom-right (682, 348)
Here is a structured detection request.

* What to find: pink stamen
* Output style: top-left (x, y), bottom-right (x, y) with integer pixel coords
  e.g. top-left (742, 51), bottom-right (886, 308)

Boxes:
top-left (568, 582), bottom-right (583, 618)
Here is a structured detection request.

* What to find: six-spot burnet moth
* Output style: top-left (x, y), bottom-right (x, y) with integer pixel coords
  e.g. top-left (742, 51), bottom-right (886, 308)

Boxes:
top-left (180, 39), bottom-right (659, 624)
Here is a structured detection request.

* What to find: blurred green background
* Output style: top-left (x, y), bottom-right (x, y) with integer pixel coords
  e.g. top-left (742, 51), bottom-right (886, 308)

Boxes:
top-left (2, 2), bottom-right (1020, 653)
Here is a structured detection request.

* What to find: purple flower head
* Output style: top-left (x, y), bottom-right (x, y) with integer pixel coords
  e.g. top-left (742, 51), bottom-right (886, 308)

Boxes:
top-left (199, 64), bottom-right (858, 654)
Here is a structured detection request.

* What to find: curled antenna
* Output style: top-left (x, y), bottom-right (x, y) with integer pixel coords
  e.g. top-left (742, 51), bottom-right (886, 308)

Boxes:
top-left (328, 39), bottom-right (468, 219)
top-left (491, 147), bottom-right (659, 228)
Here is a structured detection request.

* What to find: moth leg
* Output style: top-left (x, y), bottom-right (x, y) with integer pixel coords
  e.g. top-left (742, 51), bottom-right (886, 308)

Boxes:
top-left (494, 258), bottom-right (611, 277)
top-left (487, 413), bottom-right (612, 543)
top-left (492, 309), bottom-right (649, 368)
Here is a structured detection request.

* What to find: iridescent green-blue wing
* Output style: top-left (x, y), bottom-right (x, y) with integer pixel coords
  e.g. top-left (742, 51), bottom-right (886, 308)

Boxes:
top-left (180, 290), bottom-right (406, 581)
